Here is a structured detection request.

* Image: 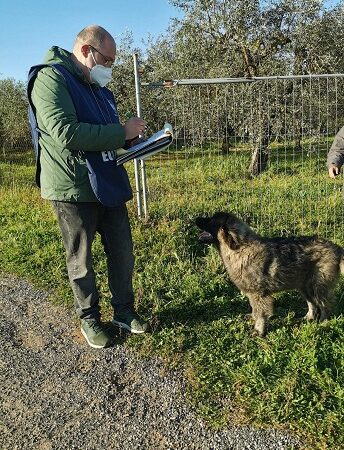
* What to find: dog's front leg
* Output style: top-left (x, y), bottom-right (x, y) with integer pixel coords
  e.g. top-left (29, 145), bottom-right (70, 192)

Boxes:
top-left (248, 294), bottom-right (274, 337)
top-left (303, 301), bottom-right (320, 321)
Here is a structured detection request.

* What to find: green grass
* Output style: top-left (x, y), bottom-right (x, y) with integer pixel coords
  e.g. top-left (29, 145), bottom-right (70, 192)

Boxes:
top-left (1, 145), bottom-right (344, 449)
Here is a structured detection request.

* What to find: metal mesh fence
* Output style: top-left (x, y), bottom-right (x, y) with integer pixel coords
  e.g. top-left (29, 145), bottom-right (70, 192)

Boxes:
top-left (139, 75), bottom-right (344, 240)
top-left (0, 139), bottom-right (35, 189)
top-left (2, 74), bottom-right (344, 241)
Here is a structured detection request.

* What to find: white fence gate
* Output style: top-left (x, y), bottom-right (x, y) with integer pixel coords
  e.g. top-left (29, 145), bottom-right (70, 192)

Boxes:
top-left (133, 61), bottom-right (344, 240)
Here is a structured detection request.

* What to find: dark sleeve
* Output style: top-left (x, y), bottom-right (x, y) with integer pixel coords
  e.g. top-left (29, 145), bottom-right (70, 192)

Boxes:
top-left (327, 126), bottom-right (344, 168)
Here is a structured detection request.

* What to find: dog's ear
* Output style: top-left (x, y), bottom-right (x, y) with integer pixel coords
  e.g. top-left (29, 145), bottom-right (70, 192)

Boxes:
top-left (228, 230), bottom-right (241, 250)
top-left (218, 227), bottom-right (241, 250)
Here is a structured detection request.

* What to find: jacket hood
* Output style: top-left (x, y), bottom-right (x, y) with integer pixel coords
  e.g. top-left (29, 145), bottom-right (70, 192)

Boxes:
top-left (43, 46), bottom-right (86, 82)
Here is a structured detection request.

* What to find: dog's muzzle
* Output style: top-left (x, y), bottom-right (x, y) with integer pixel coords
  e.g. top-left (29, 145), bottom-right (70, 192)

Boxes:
top-left (198, 231), bottom-right (214, 244)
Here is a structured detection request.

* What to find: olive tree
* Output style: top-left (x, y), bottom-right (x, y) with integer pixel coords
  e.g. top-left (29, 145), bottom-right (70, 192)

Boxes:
top-left (142, 0), bottom-right (344, 174)
top-left (0, 78), bottom-right (30, 152)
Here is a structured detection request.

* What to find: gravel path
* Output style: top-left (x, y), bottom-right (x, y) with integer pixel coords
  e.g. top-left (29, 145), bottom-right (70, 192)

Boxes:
top-left (0, 274), bottom-right (300, 450)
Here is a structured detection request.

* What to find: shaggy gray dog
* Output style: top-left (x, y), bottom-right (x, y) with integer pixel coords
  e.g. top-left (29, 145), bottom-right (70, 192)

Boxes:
top-left (196, 212), bottom-right (344, 336)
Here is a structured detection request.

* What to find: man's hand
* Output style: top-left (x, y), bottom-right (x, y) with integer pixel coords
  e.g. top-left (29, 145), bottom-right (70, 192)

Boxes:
top-left (124, 117), bottom-right (145, 141)
top-left (328, 164), bottom-right (340, 179)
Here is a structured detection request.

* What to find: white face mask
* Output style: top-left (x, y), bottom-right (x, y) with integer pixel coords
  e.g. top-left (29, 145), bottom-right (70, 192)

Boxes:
top-left (89, 50), bottom-right (112, 87)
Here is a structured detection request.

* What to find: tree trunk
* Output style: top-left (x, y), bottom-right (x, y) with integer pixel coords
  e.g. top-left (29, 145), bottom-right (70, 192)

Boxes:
top-left (249, 118), bottom-right (271, 176)
top-left (249, 146), bottom-right (269, 176)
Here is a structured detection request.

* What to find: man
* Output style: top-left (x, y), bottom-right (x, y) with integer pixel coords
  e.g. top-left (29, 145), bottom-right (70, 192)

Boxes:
top-left (328, 126), bottom-right (344, 178)
top-left (28, 25), bottom-right (148, 349)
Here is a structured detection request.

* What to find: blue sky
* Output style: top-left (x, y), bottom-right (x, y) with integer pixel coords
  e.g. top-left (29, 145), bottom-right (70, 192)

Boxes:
top-left (0, 0), bottom-right (183, 82)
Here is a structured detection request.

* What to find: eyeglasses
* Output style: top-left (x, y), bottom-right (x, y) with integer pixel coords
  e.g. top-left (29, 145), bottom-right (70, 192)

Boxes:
top-left (89, 45), bottom-right (115, 67)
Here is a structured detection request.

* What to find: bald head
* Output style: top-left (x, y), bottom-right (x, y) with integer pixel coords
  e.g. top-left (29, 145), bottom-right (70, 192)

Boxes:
top-left (74, 25), bottom-right (115, 49)
top-left (72, 25), bottom-right (116, 83)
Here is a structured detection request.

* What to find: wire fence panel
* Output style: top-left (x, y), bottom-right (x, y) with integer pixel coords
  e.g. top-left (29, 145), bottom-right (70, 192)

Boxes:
top-left (2, 74), bottom-right (344, 241)
top-left (140, 75), bottom-right (344, 240)
top-left (0, 139), bottom-right (35, 189)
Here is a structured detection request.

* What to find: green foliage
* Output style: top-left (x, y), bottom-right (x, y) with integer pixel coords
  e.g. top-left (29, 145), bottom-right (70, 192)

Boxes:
top-left (0, 78), bottom-right (31, 150)
top-left (148, 0), bottom-right (344, 79)
top-left (1, 147), bottom-right (344, 449)
top-left (108, 31), bottom-right (145, 123)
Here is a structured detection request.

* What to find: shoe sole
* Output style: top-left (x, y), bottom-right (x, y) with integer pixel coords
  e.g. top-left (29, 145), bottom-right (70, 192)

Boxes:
top-left (80, 328), bottom-right (109, 349)
top-left (112, 320), bottom-right (146, 334)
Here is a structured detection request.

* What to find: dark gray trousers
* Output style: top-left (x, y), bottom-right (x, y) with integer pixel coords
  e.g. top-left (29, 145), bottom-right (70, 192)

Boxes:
top-left (52, 201), bottom-right (135, 320)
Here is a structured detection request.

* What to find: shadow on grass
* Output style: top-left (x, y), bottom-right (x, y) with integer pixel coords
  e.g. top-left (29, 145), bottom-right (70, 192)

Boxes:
top-left (159, 290), bottom-right (250, 329)
top-left (152, 276), bottom-right (344, 337)
top-left (105, 321), bottom-right (131, 345)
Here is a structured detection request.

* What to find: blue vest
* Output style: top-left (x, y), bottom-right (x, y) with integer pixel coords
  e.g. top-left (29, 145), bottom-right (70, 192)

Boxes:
top-left (27, 63), bottom-right (132, 207)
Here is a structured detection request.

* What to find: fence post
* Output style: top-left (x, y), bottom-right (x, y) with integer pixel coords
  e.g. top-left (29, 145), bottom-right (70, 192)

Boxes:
top-left (133, 53), bottom-right (149, 220)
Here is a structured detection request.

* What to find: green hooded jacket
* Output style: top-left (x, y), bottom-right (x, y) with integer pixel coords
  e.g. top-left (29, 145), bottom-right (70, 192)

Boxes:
top-left (31, 46), bottom-right (126, 202)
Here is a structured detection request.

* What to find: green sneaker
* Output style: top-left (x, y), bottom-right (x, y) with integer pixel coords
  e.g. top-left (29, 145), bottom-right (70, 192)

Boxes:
top-left (112, 311), bottom-right (148, 334)
top-left (80, 319), bottom-right (113, 349)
